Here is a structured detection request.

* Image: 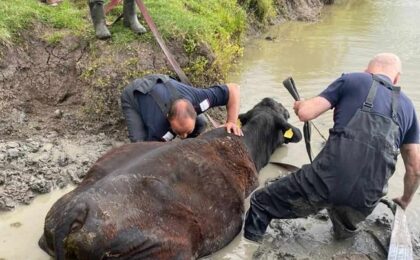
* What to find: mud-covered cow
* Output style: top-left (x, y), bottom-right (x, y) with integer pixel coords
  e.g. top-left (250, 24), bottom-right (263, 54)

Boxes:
top-left (39, 98), bottom-right (302, 259)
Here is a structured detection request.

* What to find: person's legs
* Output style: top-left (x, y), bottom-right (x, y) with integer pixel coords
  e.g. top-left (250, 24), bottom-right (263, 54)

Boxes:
top-left (244, 170), bottom-right (326, 242)
top-left (121, 86), bottom-right (147, 142)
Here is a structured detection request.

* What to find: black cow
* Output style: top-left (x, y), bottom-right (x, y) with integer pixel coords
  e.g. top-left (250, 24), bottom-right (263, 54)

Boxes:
top-left (39, 98), bottom-right (302, 259)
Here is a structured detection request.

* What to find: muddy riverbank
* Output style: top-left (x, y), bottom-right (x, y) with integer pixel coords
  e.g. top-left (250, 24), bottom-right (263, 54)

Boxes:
top-left (0, 133), bottom-right (123, 211)
top-left (0, 0), bottom-right (333, 211)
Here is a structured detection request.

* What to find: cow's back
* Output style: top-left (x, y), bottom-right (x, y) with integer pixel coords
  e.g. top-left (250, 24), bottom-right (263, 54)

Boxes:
top-left (87, 132), bottom-right (258, 257)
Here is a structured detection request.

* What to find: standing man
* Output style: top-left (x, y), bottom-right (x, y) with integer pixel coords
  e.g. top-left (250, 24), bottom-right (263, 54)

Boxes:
top-left (244, 53), bottom-right (420, 242)
top-left (121, 74), bottom-right (243, 142)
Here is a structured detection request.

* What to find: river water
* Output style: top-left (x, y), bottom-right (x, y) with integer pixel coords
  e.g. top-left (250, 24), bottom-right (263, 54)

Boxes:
top-left (1, 0), bottom-right (420, 259)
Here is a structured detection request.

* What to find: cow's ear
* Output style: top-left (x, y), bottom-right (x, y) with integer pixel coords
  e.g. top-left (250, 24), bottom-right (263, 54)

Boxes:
top-left (239, 113), bottom-right (249, 125)
top-left (274, 116), bottom-right (302, 143)
top-left (282, 109), bottom-right (290, 120)
top-left (284, 125), bottom-right (302, 143)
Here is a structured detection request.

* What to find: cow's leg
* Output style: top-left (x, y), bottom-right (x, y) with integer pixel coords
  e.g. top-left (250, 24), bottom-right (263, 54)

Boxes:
top-left (244, 168), bottom-right (326, 242)
top-left (88, 0), bottom-right (111, 39)
top-left (123, 0), bottom-right (147, 34)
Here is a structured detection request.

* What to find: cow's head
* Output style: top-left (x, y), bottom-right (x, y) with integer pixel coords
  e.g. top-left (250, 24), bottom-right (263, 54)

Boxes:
top-left (38, 186), bottom-right (158, 260)
top-left (239, 98), bottom-right (302, 171)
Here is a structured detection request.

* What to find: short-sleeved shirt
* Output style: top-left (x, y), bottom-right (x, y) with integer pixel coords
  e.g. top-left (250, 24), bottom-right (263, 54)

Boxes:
top-left (319, 72), bottom-right (419, 148)
top-left (136, 79), bottom-right (229, 141)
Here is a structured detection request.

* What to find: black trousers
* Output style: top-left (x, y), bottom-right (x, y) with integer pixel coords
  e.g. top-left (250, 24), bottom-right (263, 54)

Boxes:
top-left (244, 165), bottom-right (371, 242)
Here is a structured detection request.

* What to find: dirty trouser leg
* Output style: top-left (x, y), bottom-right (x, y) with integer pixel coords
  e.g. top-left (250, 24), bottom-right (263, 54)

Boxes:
top-left (244, 168), bottom-right (326, 242)
top-left (121, 86), bottom-right (147, 142)
top-left (327, 206), bottom-right (371, 239)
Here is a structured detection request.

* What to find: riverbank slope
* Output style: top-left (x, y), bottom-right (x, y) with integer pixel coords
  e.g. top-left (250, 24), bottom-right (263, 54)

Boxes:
top-left (0, 0), bottom-right (332, 209)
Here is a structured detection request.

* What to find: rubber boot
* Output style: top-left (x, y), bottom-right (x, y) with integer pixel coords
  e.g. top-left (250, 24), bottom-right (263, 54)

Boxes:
top-left (328, 208), bottom-right (360, 240)
top-left (89, 0), bottom-right (111, 40)
top-left (123, 0), bottom-right (146, 34)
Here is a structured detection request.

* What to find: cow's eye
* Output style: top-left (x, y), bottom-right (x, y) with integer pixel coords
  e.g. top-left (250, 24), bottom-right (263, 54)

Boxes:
top-left (70, 221), bottom-right (83, 233)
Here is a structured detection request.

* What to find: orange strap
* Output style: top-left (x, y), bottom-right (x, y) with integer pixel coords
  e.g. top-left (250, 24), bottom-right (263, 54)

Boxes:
top-left (105, 0), bottom-right (122, 15)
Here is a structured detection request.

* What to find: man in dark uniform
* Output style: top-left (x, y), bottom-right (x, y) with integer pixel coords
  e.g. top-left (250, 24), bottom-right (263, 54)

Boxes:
top-left (120, 74), bottom-right (243, 142)
top-left (244, 53), bottom-right (420, 241)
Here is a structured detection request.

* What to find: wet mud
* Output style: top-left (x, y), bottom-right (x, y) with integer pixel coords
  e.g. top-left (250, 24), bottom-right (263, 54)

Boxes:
top-left (255, 207), bottom-right (392, 259)
top-left (0, 133), bottom-right (122, 211)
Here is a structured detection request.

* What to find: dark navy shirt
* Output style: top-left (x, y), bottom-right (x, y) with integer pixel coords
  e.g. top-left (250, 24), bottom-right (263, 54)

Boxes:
top-left (137, 79), bottom-right (229, 141)
top-left (320, 72), bottom-right (419, 148)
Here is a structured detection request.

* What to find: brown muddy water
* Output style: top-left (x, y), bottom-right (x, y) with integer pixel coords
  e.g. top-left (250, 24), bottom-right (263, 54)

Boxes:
top-left (1, 0), bottom-right (420, 259)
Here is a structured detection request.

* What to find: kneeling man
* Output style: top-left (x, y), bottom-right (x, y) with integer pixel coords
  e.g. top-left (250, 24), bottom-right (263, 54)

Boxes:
top-left (121, 74), bottom-right (243, 142)
top-left (244, 53), bottom-right (420, 242)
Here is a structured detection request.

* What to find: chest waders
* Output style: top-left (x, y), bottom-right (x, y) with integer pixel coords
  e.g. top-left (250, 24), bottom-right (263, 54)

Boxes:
top-left (133, 74), bottom-right (183, 116)
top-left (312, 75), bottom-right (400, 208)
top-left (244, 75), bottom-right (401, 242)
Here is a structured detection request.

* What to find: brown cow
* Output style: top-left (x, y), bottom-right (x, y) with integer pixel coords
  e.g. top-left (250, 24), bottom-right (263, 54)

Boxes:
top-left (39, 98), bottom-right (302, 259)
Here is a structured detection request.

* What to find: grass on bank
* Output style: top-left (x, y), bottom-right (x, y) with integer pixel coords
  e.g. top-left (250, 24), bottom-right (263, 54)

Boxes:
top-left (0, 0), bottom-right (86, 44)
top-left (0, 0), bottom-right (249, 74)
top-left (0, 0), bottom-right (275, 49)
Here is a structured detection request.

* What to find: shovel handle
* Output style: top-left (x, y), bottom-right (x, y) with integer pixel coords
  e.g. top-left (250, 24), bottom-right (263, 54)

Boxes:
top-left (283, 77), bottom-right (300, 101)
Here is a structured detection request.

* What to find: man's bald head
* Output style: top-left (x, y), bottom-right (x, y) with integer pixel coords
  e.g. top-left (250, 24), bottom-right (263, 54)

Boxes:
top-left (167, 99), bottom-right (197, 139)
top-left (366, 53), bottom-right (402, 84)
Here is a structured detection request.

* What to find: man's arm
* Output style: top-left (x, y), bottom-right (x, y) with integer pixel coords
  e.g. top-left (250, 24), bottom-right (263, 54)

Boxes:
top-left (393, 143), bottom-right (420, 209)
top-left (293, 96), bottom-right (332, 122)
top-left (223, 83), bottom-right (243, 136)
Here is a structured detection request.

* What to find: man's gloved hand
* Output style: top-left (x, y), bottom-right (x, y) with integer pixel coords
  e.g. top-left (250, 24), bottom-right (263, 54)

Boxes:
top-left (222, 121), bottom-right (243, 136)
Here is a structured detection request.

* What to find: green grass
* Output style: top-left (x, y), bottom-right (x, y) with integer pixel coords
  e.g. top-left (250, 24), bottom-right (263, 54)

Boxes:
top-left (0, 0), bottom-right (86, 44)
top-left (0, 0), bottom-right (261, 54)
top-left (239, 0), bottom-right (276, 24)
top-left (0, 0), bottom-right (276, 81)
top-left (140, 0), bottom-right (247, 79)
top-left (143, 0), bottom-right (246, 40)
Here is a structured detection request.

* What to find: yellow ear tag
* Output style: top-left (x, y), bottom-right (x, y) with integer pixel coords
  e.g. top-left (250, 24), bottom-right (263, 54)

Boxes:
top-left (283, 128), bottom-right (294, 139)
top-left (237, 119), bottom-right (242, 128)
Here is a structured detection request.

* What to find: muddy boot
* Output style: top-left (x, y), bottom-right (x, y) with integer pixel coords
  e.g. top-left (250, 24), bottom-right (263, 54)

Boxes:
top-left (89, 0), bottom-right (111, 40)
top-left (123, 0), bottom-right (146, 34)
top-left (328, 208), bottom-right (360, 240)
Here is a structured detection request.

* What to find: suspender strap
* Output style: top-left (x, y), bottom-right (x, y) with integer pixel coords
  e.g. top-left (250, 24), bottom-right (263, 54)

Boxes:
top-left (148, 80), bottom-right (183, 116)
top-left (362, 75), bottom-right (401, 121)
top-left (165, 80), bottom-right (183, 101)
top-left (362, 79), bottom-right (379, 112)
top-left (391, 86), bottom-right (401, 121)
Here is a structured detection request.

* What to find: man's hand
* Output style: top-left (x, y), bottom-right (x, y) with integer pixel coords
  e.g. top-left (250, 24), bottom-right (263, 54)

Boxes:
top-left (396, 143), bottom-right (420, 211)
top-left (292, 97), bottom-right (331, 122)
top-left (392, 197), bottom-right (409, 210)
top-left (221, 121), bottom-right (243, 136)
top-left (293, 100), bottom-right (303, 117)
